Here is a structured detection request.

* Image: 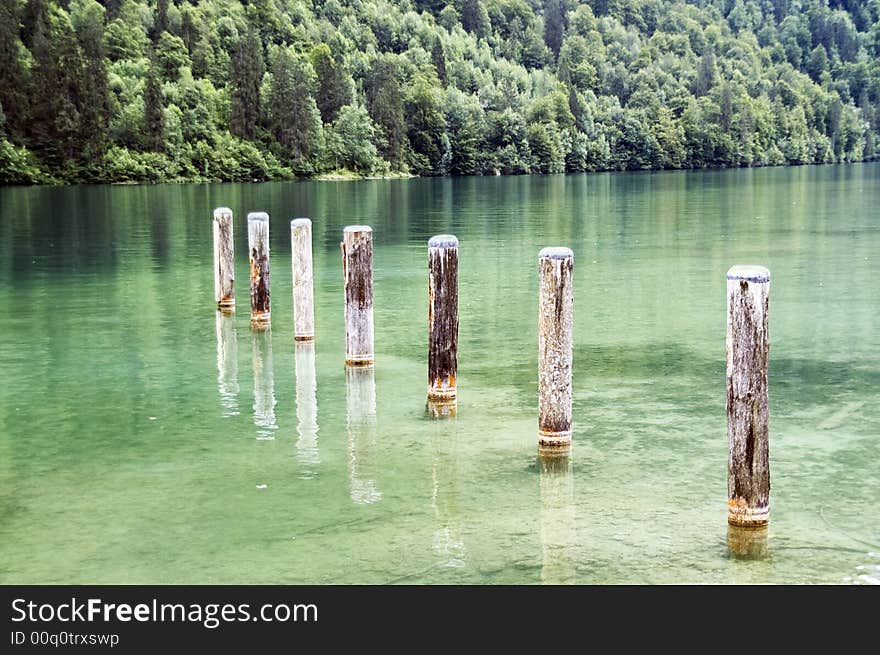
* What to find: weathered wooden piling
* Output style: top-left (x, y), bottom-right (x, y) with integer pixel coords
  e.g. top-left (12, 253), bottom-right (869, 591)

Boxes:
top-left (295, 341), bottom-right (320, 472)
top-left (212, 207), bottom-right (235, 310)
top-left (428, 235), bottom-right (459, 405)
top-left (538, 247), bottom-right (574, 454)
top-left (726, 265), bottom-right (770, 527)
top-left (341, 225), bottom-right (374, 366)
top-left (346, 366), bottom-right (381, 504)
top-left (291, 218), bottom-right (315, 341)
top-left (215, 311), bottom-right (240, 417)
top-left (248, 212), bottom-right (270, 328)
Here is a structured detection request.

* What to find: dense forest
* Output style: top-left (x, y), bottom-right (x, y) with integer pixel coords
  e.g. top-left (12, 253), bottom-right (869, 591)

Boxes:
top-left (0, 0), bottom-right (878, 184)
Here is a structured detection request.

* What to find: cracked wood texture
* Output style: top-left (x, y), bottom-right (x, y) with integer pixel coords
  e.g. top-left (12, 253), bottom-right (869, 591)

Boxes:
top-left (428, 235), bottom-right (458, 401)
top-left (538, 247), bottom-right (573, 452)
top-left (248, 212), bottom-right (270, 327)
top-left (212, 207), bottom-right (235, 309)
top-left (291, 218), bottom-right (315, 340)
top-left (726, 265), bottom-right (770, 526)
top-left (342, 226), bottom-right (374, 366)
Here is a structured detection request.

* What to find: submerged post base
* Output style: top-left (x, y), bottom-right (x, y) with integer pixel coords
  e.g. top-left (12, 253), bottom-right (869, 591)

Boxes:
top-left (250, 313), bottom-right (270, 330)
top-left (294, 335), bottom-right (314, 342)
top-left (345, 357), bottom-right (374, 367)
top-left (727, 523), bottom-right (769, 560)
top-left (727, 500), bottom-right (769, 527)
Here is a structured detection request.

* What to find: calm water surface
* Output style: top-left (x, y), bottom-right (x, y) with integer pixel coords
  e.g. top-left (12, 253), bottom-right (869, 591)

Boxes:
top-left (1, 165), bottom-right (878, 584)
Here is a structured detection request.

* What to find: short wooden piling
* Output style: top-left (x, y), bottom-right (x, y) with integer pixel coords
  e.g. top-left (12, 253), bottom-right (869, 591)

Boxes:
top-left (428, 235), bottom-right (459, 405)
top-left (726, 265), bottom-right (770, 527)
top-left (291, 218), bottom-right (315, 341)
top-left (212, 207), bottom-right (235, 310)
top-left (341, 225), bottom-right (374, 366)
top-left (538, 247), bottom-right (574, 454)
top-left (248, 212), bottom-right (270, 328)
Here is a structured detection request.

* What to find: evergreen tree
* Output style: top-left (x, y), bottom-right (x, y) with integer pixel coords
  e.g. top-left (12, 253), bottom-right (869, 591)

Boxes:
top-left (405, 76), bottom-right (446, 175)
top-left (367, 54), bottom-right (408, 170)
top-left (143, 59), bottom-right (165, 152)
top-left (268, 48), bottom-right (324, 170)
top-left (0, 0), bottom-right (28, 140)
top-left (230, 26), bottom-right (264, 141)
top-left (71, 0), bottom-right (109, 166)
top-left (309, 44), bottom-right (353, 124)
top-left (543, 0), bottom-right (567, 58)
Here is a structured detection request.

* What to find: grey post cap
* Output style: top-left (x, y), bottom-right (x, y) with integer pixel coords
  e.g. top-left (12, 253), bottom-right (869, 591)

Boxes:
top-left (539, 246), bottom-right (574, 260)
top-left (344, 225), bottom-right (372, 233)
top-left (291, 217), bottom-right (312, 228)
top-left (428, 234), bottom-right (458, 248)
top-left (247, 212), bottom-right (269, 222)
top-left (727, 265), bottom-right (770, 283)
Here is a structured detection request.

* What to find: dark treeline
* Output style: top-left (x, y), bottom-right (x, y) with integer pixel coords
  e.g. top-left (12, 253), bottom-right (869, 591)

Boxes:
top-left (1, 0), bottom-right (878, 184)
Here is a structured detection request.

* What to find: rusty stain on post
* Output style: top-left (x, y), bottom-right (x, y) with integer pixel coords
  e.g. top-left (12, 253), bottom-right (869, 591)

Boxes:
top-left (538, 247), bottom-right (574, 455)
top-left (248, 212), bottom-right (270, 329)
top-left (342, 225), bottom-right (374, 367)
top-left (726, 265), bottom-right (770, 527)
top-left (291, 218), bottom-right (315, 341)
top-left (428, 235), bottom-right (458, 405)
top-left (213, 207), bottom-right (235, 310)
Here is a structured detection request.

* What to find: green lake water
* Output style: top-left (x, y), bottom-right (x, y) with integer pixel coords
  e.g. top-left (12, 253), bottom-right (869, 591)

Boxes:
top-left (1, 164), bottom-right (878, 584)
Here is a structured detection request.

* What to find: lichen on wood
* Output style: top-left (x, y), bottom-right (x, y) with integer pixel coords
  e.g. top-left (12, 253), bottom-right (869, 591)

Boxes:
top-left (248, 212), bottom-right (270, 328)
top-left (428, 234), bottom-right (458, 402)
top-left (342, 225), bottom-right (374, 366)
top-left (212, 207), bottom-right (235, 308)
top-left (291, 218), bottom-right (315, 341)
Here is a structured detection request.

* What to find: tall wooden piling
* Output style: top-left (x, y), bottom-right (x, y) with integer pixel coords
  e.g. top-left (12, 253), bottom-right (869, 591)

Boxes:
top-left (538, 247), bottom-right (574, 454)
top-left (726, 265), bottom-right (770, 527)
top-left (428, 235), bottom-right (459, 405)
top-left (212, 207), bottom-right (235, 310)
top-left (248, 212), bottom-right (270, 328)
top-left (341, 225), bottom-right (374, 367)
top-left (291, 218), bottom-right (315, 341)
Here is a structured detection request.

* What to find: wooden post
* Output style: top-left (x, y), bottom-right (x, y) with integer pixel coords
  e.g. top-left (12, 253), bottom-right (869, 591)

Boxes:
top-left (346, 366), bottom-right (381, 504)
top-left (252, 328), bottom-right (276, 440)
top-left (726, 265), bottom-right (770, 527)
top-left (295, 341), bottom-right (320, 474)
top-left (212, 207), bottom-right (235, 310)
top-left (341, 225), bottom-right (374, 366)
top-left (291, 218), bottom-right (315, 341)
top-left (215, 311), bottom-right (240, 417)
top-left (538, 247), bottom-right (574, 455)
top-left (248, 212), bottom-right (270, 328)
top-left (428, 235), bottom-right (458, 406)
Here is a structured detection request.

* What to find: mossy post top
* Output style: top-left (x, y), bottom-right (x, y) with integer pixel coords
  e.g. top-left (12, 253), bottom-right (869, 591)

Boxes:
top-left (291, 217), bottom-right (311, 228)
top-left (428, 234), bottom-right (458, 248)
top-left (539, 246), bottom-right (574, 261)
top-left (344, 225), bottom-right (372, 234)
top-left (248, 212), bottom-right (269, 222)
top-left (727, 265), bottom-right (770, 283)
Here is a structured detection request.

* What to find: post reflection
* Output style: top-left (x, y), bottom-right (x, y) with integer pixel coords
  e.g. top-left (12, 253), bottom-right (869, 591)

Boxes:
top-left (431, 424), bottom-right (466, 568)
top-left (294, 341), bottom-right (320, 477)
top-left (346, 366), bottom-right (381, 504)
top-left (539, 454), bottom-right (577, 584)
top-left (251, 328), bottom-right (277, 440)
top-left (727, 524), bottom-right (769, 561)
top-left (215, 310), bottom-right (239, 417)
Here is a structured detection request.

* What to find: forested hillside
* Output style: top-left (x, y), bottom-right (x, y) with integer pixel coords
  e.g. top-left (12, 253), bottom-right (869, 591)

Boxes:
top-left (1, 0), bottom-right (878, 184)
